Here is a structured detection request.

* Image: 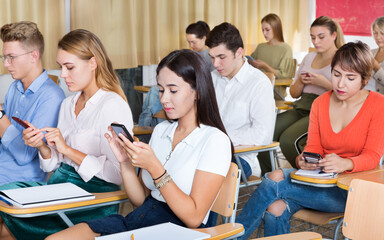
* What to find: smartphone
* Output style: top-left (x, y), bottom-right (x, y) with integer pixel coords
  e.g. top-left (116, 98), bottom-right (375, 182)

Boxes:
top-left (12, 116), bottom-right (29, 129)
top-left (300, 71), bottom-right (311, 77)
top-left (245, 55), bottom-right (255, 62)
top-left (111, 123), bottom-right (134, 142)
top-left (303, 151), bottom-right (322, 164)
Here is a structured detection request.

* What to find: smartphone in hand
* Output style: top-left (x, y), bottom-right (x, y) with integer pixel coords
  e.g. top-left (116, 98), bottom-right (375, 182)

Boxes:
top-left (12, 116), bottom-right (29, 129)
top-left (302, 151), bottom-right (322, 164)
top-left (300, 71), bottom-right (311, 78)
top-left (111, 123), bottom-right (134, 142)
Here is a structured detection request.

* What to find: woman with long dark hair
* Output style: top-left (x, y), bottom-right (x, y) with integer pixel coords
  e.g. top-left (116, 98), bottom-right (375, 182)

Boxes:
top-left (48, 49), bottom-right (233, 239)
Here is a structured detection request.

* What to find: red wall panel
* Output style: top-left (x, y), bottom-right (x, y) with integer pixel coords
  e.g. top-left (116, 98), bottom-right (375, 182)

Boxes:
top-left (316, 0), bottom-right (384, 36)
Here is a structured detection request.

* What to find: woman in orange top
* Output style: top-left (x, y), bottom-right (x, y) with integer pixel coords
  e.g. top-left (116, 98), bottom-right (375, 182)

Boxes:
top-left (236, 41), bottom-right (384, 238)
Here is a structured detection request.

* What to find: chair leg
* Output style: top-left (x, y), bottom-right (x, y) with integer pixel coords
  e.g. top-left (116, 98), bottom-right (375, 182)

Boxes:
top-left (333, 217), bottom-right (343, 240)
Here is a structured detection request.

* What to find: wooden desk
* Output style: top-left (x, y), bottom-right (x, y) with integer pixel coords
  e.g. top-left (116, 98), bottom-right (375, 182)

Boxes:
top-left (0, 190), bottom-right (128, 226)
top-left (290, 165), bottom-right (384, 189)
top-left (337, 165), bottom-right (384, 190)
top-left (274, 79), bottom-right (293, 87)
top-left (234, 142), bottom-right (279, 187)
top-left (133, 126), bottom-right (154, 135)
top-left (133, 85), bottom-right (154, 93)
top-left (290, 171), bottom-right (338, 188)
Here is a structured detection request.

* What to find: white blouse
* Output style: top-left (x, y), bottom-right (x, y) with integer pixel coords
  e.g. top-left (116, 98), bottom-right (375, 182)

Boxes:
top-left (40, 89), bottom-right (133, 185)
top-left (141, 121), bottom-right (232, 224)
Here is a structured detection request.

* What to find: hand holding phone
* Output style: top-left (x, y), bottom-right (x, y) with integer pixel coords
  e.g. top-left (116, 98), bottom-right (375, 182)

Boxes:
top-left (111, 123), bottom-right (134, 142)
top-left (12, 116), bottom-right (29, 129)
top-left (302, 151), bottom-right (322, 164)
top-left (300, 71), bottom-right (311, 78)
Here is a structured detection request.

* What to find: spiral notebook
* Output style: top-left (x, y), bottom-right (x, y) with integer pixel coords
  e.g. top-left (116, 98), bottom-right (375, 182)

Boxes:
top-left (0, 182), bottom-right (95, 208)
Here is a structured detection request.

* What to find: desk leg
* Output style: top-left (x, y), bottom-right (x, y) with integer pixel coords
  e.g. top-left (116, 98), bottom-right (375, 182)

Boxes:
top-left (235, 155), bottom-right (248, 186)
top-left (57, 211), bottom-right (74, 227)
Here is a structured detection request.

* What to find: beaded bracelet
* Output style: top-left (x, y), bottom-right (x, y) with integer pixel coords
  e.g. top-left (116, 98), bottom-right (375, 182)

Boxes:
top-left (153, 169), bottom-right (167, 181)
top-left (155, 174), bottom-right (172, 189)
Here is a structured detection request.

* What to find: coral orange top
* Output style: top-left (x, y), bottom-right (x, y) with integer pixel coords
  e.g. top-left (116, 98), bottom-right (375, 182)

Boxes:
top-left (304, 91), bottom-right (384, 173)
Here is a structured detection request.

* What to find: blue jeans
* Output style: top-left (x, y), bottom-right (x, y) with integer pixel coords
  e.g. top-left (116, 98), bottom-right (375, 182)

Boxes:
top-left (236, 168), bottom-right (348, 239)
top-left (234, 157), bottom-right (252, 179)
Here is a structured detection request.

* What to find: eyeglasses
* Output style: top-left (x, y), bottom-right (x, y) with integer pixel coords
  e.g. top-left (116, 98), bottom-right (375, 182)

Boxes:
top-left (0, 51), bottom-right (34, 64)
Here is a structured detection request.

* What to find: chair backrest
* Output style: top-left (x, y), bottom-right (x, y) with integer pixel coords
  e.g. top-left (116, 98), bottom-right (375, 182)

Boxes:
top-left (342, 179), bottom-right (384, 239)
top-left (48, 74), bottom-right (60, 85)
top-left (294, 132), bottom-right (308, 155)
top-left (264, 72), bottom-right (275, 86)
top-left (211, 162), bottom-right (240, 223)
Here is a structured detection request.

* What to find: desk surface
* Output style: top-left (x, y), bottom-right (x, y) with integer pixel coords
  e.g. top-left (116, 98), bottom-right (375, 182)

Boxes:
top-left (290, 165), bottom-right (384, 190)
top-left (337, 166), bottom-right (384, 190)
top-left (234, 142), bottom-right (279, 154)
top-left (274, 79), bottom-right (293, 86)
top-left (133, 85), bottom-right (153, 93)
top-left (133, 126), bottom-right (155, 135)
top-left (0, 190), bottom-right (127, 215)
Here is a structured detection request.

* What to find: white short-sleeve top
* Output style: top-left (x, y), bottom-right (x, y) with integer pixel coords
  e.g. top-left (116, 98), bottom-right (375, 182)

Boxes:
top-left (141, 121), bottom-right (232, 224)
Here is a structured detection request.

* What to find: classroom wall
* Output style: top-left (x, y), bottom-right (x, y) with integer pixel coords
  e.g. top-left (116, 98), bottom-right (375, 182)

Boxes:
top-left (0, 1), bottom-right (382, 103)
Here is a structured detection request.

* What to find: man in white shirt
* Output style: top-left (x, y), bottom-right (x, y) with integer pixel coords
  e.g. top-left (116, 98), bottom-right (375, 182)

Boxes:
top-left (206, 22), bottom-right (275, 178)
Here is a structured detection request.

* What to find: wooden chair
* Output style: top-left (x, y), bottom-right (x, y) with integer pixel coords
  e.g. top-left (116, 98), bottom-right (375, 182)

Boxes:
top-left (194, 162), bottom-right (244, 239)
top-left (48, 74), bottom-right (60, 85)
top-left (342, 178), bottom-right (384, 239)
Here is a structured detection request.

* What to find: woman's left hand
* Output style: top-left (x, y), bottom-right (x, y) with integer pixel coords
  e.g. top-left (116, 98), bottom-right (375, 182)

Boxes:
top-left (319, 153), bottom-right (354, 173)
top-left (40, 127), bottom-right (70, 155)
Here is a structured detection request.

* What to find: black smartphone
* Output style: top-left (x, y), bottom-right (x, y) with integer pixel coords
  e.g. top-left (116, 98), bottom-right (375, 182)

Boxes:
top-left (111, 123), bottom-right (134, 142)
top-left (12, 116), bottom-right (29, 129)
top-left (303, 151), bottom-right (322, 164)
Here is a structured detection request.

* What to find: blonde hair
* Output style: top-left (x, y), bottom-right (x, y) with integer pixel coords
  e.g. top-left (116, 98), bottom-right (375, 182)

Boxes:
top-left (58, 29), bottom-right (127, 102)
top-left (372, 16), bottom-right (384, 34)
top-left (0, 21), bottom-right (44, 58)
top-left (261, 13), bottom-right (284, 42)
top-left (311, 16), bottom-right (345, 49)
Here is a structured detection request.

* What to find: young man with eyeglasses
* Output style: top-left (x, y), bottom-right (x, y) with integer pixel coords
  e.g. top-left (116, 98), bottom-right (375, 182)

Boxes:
top-left (0, 21), bottom-right (65, 185)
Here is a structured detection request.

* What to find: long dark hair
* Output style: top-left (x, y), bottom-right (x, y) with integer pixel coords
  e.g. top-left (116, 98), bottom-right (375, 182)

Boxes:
top-left (157, 49), bottom-right (234, 157)
top-left (186, 21), bottom-right (210, 39)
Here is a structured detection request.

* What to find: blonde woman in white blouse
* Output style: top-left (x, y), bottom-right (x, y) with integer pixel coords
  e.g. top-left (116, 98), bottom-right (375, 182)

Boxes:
top-left (0, 29), bottom-right (133, 240)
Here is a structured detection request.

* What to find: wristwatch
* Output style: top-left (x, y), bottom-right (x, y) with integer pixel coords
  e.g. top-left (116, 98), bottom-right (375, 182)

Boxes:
top-left (0, 110), bottom-right (5, 119)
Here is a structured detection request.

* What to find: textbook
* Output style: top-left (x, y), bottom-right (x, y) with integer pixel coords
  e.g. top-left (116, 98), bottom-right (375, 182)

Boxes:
top-left (0, 182), bottom-right (95, 208)
top-left (95, 222), bottom-right (211, 240)
top-left (295, 169), bottom-right (338, 178)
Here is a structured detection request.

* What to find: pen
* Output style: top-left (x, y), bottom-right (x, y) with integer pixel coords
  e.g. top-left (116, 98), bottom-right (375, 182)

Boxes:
top-left (0, 196), bottom-right (13, 206)
top-left (131, 234), bottom-right (134, 240)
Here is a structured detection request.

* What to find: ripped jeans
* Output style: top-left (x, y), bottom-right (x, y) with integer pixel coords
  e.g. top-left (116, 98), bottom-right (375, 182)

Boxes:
top-left (235, 168), bottom-right (348, 239)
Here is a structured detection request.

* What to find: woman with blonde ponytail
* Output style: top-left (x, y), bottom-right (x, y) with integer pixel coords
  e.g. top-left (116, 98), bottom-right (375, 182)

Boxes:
top-left (0, 29), bottom-right (133, 239)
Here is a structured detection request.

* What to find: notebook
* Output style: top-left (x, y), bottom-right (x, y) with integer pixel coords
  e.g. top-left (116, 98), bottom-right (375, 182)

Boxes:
top-left (95, 222), bottom-right (211, 240)
top-left (0, 182), bottom-right (95, 208)
top-left (295, 169), bottom-right (338, 178)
